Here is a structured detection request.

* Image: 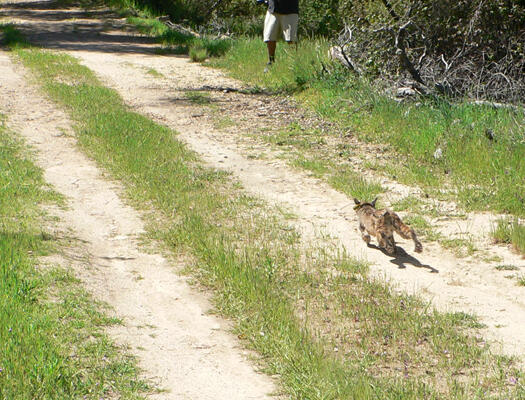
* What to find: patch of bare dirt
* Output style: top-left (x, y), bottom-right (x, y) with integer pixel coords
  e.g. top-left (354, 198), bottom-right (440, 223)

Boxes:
top-left (1, 0), bottom-right (524, 375)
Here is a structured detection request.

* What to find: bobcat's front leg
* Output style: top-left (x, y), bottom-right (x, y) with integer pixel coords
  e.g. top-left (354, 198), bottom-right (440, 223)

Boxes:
top-left (359, 223), bottom-right (371, 245)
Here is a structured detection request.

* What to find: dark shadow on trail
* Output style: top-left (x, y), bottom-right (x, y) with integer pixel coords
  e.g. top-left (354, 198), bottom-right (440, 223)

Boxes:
top-left (160, 87), bottom-right (271, 107)
top-left (3, 0), bottom-right (81, 10)
top-left (1, 0), bottom-right (117, 21)
top-left (367, 243), bottom-right (439, 273)
top-left (197, 85), bottom-right (271, 96)
top-left (0, 0), bottom-right (162, 54)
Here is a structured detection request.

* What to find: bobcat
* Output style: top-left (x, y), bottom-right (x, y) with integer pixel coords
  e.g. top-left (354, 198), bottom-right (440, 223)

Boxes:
top-left (353, 197), bottom-right (423, 256)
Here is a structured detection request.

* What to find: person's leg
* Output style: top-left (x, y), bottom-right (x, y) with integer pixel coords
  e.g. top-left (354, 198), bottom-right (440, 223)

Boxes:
top-left (267, 41), bottom-right (276, 63)
top-left (263, 11), bottom-right (279, 64)
top-left (282, 13), bottom-right (298, 45)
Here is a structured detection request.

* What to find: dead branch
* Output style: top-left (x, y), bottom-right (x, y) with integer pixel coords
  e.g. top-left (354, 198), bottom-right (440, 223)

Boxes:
top-left (329, 24), bottom-right (362, 74)
top-left (329, 46), bottom-right (360, 74)
top-left (328, 1), bottom-right (524, 103)
top-left (380, 0), bottom-right (400, 22)
top-left (157, 17), bottom-right (200, 38)
top-left (395, 21), bottom-right (426, 86)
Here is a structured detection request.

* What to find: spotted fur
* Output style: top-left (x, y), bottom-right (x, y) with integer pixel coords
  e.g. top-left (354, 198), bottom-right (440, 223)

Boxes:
top-left (353, 198), bottom-right (423, 256)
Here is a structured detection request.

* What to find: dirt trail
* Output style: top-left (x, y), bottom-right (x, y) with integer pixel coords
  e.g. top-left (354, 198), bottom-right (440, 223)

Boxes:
top-left (74, 51), bottom-right (525, 359)
top-left (0, 4), bottom-right (278, 399)
top-left (1, 0), bottom-right (525, 381)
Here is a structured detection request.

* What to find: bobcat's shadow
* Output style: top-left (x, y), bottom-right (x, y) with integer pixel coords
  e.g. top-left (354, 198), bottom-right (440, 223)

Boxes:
top-left (367, 244), bottom-right (439, 273)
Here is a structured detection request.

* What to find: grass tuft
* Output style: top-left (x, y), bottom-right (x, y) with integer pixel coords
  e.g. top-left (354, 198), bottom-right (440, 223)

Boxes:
top-left (492, 218), bottom-right (525, 255)
top-left (494, 265), bottom-right (520, 271)
top-left (189, 45), bottom-right (207, 62)
top-left (0, 23), bottom-right (30, 48)
top-left (125, 16), bottom-right (231, 58)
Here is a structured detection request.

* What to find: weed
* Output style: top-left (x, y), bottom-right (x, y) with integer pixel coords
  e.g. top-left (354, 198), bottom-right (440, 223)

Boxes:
top-left (292, 156), bottom-right (329, 177)
top-left (189, 45), bottom-right (207, 62)
top-left (392, 196), bottom-right (426, 213)
top-left (146, 67), bottom-right (163, 77)
top-left (492, 218), bottom-right (525, 255)
top-left (495, 265), bottom-right (520, 271)
top-left (440, 237), bottom-right (477, 257)
top-left (185, 91), bottom-right (212, 105)
top-left (215, 116), bottom-right (235, 129)
top-left (193, 37), bottom-right (232, 58)
top-left (0, 23), bottom-right (30, 48)
top-left (329, 169), bottom-right (383, 201)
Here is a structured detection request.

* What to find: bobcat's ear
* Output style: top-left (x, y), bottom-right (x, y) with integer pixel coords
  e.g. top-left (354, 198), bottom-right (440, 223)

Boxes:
top-left (353, 198), bottom-right (361, 205)
top-left (371, 197), bottom-right (378, 208)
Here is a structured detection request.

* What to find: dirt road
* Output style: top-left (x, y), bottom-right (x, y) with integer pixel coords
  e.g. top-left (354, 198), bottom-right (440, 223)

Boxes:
top-left (74, 44), bottom-right (525, 358)
top-left (0, 2), bottom-right (277, 399)
top-left (1, 0), bottom-right (524, 395)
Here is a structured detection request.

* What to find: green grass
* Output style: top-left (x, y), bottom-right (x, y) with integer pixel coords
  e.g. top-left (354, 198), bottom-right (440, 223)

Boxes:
top-left (256, 122), bottom-right (383, 200)
top-left (211, 37), bottom-right (333, 93)
top-left (392, 196), bottom-right (426, 213)
top-left (125, 16), bottom-right (231, 58)
top-left (189, 45), bottom-right (207, 62)
top-left (440, 237), bottom-right (477, 258)
top-left (185, 91), bottom-right (212, 105)
top-left (0, 23), bottom-right (30, 48)
top-left (6, 26), bottom-right (525, 399)
top-left (492, 218), bottom-right (525, 254)
top-left (0, 117), bottom-right (147, 399)
top-left (301, 79), bottom-right (525, 216)
top-left (145, 67), bottom-right (163, 77)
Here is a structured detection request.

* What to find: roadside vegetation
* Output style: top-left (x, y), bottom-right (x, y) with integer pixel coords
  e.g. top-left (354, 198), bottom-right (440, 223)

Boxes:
top-left (0, 111), bottom-right (148, 398)
top-left (210, 38), bottom-right (525, 217)
top-left (492, 219), bottom-right (525, 256)
top-left (3, 24), bottom-right (525, 399)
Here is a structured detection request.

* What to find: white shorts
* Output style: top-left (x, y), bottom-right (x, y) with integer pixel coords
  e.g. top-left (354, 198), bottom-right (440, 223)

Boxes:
top-left (263, 11), bottom-right (298, 42)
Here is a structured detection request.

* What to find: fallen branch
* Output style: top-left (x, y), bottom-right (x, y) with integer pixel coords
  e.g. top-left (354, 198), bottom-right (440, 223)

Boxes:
top-left (469, 100), bottom-right (523, 113)
top-left (157, 17), bottom-right (200, 38)
top-left (329, 46), bottom-right (361, 74)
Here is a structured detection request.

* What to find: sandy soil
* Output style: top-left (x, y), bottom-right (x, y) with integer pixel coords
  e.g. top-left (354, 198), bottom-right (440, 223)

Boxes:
top-left (1, 0), bottom-right (524, 393)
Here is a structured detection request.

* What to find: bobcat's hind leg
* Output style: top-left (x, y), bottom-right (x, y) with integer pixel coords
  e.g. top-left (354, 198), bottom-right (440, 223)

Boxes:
top-left (391, 213), bottom-right (423, 253)
top-left (377, 231), bottom-right (396, 255)
top-left (413, 237), bottom-right (423, 253)
top-left (359, 223), bottom-right (371, 245)
top-left (398, 225), bottom-right (423, 253)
